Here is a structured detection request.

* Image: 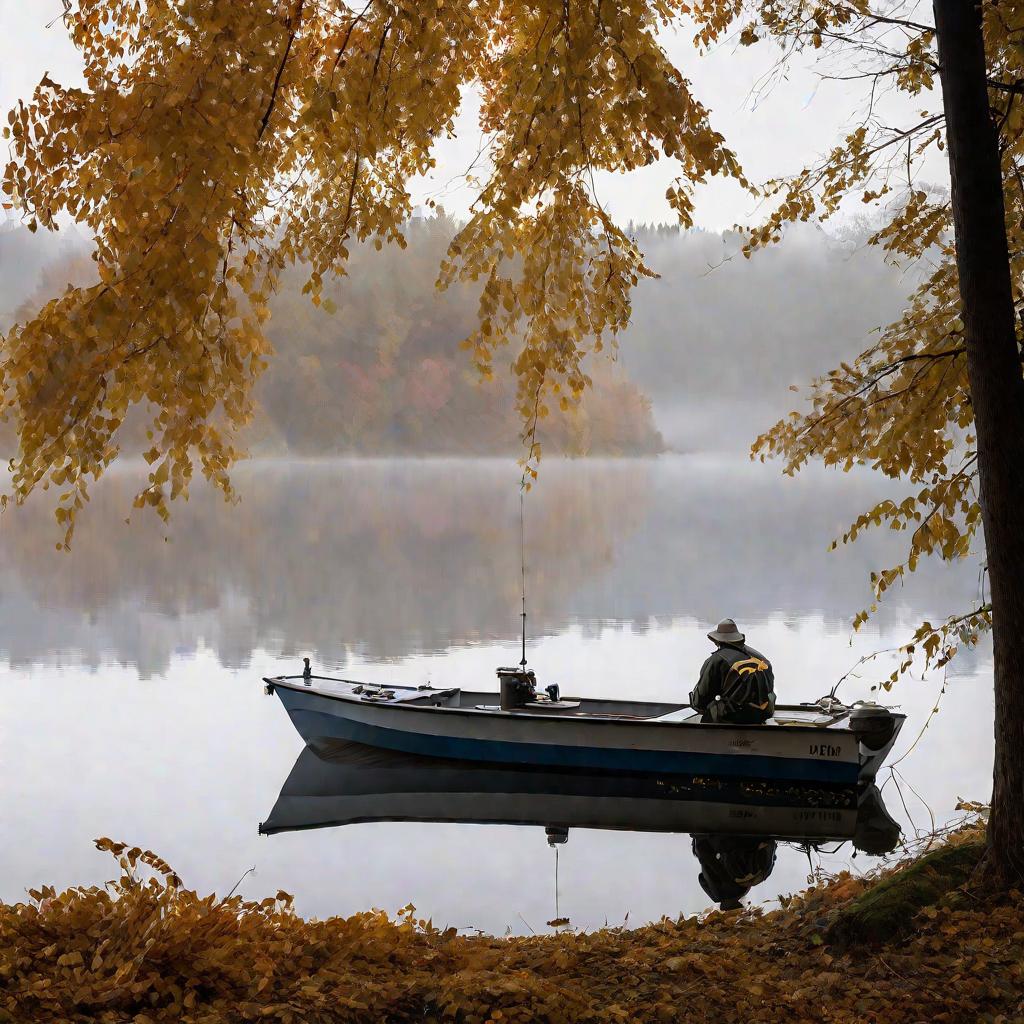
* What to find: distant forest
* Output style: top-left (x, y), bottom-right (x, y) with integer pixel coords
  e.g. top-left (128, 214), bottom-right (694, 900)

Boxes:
top-left (0, 215), bottom-right (661, 457)
top-left (618, 221), bottom-right (916, 452)
top-left (0, 213), bottom-right (913, 457)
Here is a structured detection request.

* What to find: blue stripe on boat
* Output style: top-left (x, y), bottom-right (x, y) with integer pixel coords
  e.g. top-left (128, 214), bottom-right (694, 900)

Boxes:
top-left (286, 708), bottom-right (860, 784)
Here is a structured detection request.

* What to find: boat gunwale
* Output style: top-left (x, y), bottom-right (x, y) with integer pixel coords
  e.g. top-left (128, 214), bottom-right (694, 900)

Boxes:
top-left (264, 675), bottom-right (905, 736)
top-left (257, 812), bottom-right (860, 839)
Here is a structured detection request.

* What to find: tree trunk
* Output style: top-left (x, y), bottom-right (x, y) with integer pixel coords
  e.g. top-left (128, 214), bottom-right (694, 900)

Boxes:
top-left (933, 0), bottom-right (1024, 887)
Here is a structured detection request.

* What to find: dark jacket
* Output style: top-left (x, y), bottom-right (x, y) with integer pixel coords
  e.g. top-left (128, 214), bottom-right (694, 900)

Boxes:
top-left (690, 642), bottom-right (775, 723)
top-left (692, 834), bottom-right (778, 908)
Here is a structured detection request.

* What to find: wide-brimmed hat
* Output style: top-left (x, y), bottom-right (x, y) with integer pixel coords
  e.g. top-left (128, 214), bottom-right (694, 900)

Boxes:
top-left (708, 618), bottom-right (745, 644)
top-left (697, 871), bottom-right (747, 909)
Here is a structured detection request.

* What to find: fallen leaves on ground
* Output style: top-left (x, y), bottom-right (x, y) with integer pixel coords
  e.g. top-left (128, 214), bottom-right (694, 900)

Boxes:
top-left (2, 825), bottom-right (1022, 1023)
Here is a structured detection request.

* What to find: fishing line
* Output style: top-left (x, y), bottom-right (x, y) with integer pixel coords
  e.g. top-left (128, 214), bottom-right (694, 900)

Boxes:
top-left (554, 845), bottom-right (560, 922)
top-left (519, 484), bottom-right (527, 668)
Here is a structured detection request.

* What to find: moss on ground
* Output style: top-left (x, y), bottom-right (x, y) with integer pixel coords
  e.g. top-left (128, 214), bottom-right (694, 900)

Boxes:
top-left (826, 831), bottom-right (984, 949)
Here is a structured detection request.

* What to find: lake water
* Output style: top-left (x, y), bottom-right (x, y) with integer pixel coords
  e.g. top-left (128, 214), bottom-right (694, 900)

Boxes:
top-left (0, 456), bottom-right (993, 934)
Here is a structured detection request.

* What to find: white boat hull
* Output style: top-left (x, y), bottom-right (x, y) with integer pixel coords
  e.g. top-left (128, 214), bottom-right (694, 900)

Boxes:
top-left (265, 675), bottom-right (905, 785)
top-left (260, 742), bottom-right (885, 841)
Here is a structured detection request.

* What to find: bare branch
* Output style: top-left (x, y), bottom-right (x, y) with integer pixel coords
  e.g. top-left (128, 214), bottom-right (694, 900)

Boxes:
top-left (257, 1), bottom-right (305, 144)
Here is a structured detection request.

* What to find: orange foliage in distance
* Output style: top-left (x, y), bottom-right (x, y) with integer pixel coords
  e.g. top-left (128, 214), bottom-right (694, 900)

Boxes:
top-left (1, 216), bottom-right (664, 460)
top-left (2, 0), bottom-right (740, 543)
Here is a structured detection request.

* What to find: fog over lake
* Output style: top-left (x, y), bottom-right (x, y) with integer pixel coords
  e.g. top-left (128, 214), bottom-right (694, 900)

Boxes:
top-left (0, 456), bottom-right (992, 934)
top-left (1, 209), bottom-right (988, 932)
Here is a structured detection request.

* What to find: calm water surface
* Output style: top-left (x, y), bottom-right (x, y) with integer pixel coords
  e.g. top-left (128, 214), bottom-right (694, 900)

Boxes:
top-left (0, 456), bottom-right (993, 934)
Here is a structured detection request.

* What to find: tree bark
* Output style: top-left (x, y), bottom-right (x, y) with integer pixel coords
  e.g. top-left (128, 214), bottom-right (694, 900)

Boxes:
top-left (933, 0), bottom-right (1024, 887)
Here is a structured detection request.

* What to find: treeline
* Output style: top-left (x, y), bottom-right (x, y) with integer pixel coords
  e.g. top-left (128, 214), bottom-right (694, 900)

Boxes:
top-left (257, 213), bottom-right (662, 455)
top-left (619, 222), bottom-right (915, 451)
top-left (0, 217), bottom-right (663, 457)
top-left (0, 459), bottom-right (975, 674)
top-left (1, 214), bottom-right (915, 458)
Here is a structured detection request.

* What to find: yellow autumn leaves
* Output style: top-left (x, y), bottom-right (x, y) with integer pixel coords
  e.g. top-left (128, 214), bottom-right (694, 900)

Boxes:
top-left (1, 0), bottom-right (748, 538)
top-left (6, 822), bottom-right (1022, 1023)
top-left (723, 0), bottom-right (1023, 677)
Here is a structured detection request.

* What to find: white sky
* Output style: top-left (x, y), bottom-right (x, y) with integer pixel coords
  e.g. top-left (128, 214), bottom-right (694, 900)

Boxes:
top-left (0, 0), bottom-right (947, 231)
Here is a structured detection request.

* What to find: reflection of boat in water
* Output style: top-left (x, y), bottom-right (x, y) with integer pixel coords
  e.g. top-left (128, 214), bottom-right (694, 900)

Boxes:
top-left (264, 667), bottom-right (905, 784)
top-left (259, 740), bottom-right (901, 861)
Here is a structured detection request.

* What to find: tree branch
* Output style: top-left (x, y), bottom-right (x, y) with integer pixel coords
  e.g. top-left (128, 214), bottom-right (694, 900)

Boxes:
top-left (257, 0), bottom-right (304, 144)
top-left (988, 78), bottom-right (1024, 96)
top-left (861, 12), bottom-right (934, 34)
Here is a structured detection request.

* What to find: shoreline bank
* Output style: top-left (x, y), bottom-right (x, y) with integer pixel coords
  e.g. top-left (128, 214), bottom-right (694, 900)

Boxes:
top-left (3, 822), bottom-right (1021, 1023)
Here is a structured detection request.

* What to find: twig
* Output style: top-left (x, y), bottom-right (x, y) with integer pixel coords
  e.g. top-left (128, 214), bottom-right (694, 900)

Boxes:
top-left (224, 865), bottom-right (256, 901)
top-left (887, 664), bottom-right (948, 769)
top-left (257, 1), bottom-right (305, 144)
top-left (829, 645), bottom-right (903, 699)
top-left (876, 956), bottom-right (908, 980)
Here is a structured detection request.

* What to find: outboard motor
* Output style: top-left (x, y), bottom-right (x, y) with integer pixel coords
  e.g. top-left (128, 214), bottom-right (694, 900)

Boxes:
top-left (849, 702), bottom-right (898, 752)
top-left (853, 784), bottom-right (902, 856)
top-left (498, 667), bottom-right (537, 710)
top-left (545, 826), bottom-right (569, 846)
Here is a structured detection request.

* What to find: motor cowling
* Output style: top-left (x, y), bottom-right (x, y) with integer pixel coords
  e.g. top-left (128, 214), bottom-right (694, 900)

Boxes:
top-left (854, 784), bottom-right (902, 855)
top-left (498, 667), bottom-right (537, 710)
top-left (545, 826), bottom-right (569, 846)
top-left (849, 703), bottom-right (897, 752)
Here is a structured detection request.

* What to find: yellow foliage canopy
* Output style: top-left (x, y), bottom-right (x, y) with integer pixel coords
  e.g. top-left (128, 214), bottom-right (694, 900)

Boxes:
top-left (2, 0), bottom-right (744, 543)
top-left (5, 1), bottom-right (1017, 691)
top-left (687, 0), bottom-right (1024, 677)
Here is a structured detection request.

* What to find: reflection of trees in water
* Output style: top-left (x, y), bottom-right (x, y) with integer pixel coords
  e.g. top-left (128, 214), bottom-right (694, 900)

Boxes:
top-left (0, 460), bottom-right (652, 674)
top-left (0, 222), bottom-right (662, 458)
top-left (566, 458), bottom-right (979, 629)
top-left (0, 457), bottom-right (977, 675)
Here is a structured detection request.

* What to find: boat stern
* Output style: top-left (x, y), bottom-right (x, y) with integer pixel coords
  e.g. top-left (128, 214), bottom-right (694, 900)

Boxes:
top-left (849, 704), bottom-right (906, 781)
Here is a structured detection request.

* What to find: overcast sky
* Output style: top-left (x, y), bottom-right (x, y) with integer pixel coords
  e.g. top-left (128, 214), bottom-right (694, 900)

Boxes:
top-left (1, 0), bottom-right (947, 231)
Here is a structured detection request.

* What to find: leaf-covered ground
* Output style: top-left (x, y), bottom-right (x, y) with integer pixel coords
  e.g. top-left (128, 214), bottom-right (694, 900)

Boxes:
top-left (2, 827), bottom-right (1021, 1024)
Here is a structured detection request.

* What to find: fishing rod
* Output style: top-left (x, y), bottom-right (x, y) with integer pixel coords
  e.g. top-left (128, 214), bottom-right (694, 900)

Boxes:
top-left (519, 483), bottom-right (528, 669)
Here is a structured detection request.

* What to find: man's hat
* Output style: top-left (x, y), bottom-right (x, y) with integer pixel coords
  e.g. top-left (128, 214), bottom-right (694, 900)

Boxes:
top-left (708, 618), bottom-right (745, 644)
top-left (697, 871), bottom-right (748, 909)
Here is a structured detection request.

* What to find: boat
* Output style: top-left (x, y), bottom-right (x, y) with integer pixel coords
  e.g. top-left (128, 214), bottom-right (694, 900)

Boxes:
top-left (259, 739), bottom-right (901, 855)
top-left (263, 664), bottom-right (905, 785)
top-left (259, 739), bottom-right (901, 912)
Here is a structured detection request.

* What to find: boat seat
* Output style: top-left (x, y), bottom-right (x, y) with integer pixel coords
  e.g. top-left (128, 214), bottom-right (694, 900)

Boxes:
top-left (396, 688), bottom-right (460, 706)
top-left (473, 701), bottom-right (582, 712)
top-left (772, 714), bottom-right (844, 727)
top-left (653, 708), bottom-right (702, 724)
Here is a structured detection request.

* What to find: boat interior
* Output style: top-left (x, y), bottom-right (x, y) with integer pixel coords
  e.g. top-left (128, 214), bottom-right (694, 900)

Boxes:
top-left (272, 674), bottom-right (855, 728)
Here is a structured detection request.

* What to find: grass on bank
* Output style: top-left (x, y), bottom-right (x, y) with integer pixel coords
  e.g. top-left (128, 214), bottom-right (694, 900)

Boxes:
top-left (2, 823), bottom-right (1021, 1024)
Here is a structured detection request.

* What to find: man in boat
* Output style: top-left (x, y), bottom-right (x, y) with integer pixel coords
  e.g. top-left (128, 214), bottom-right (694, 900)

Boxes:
top-left (692, 834), bottom-right (778, 911)
top-left (689, 618), bottom-right (775, 724)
